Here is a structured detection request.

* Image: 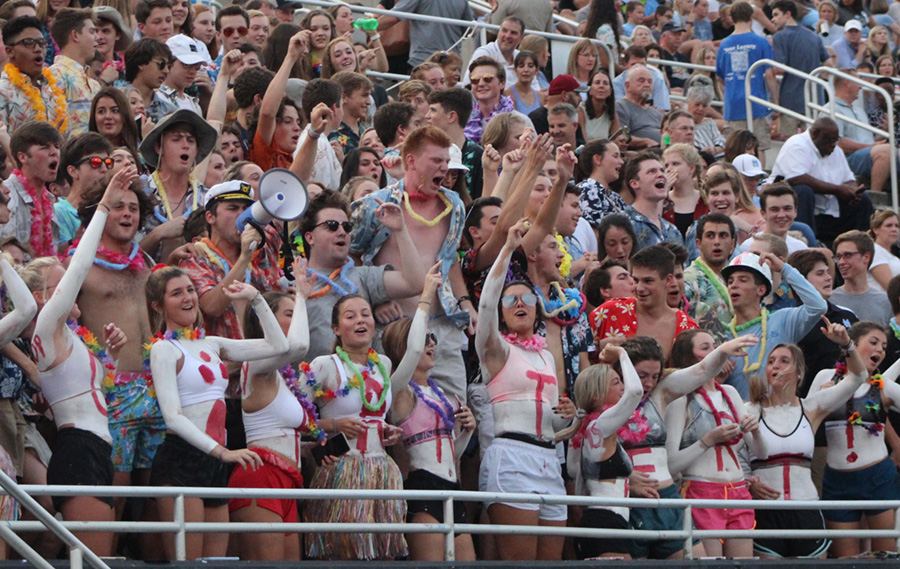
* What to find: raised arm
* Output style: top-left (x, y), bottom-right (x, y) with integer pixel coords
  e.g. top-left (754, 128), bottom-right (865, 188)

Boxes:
top-left (246, 259), bottom-right (313, 375)
top-left (34, 166), bottom-right (138, 369)
top-left (258, 30), bottom-right (309, 147)
top-left (206, 50), bottom-right (242, 124)
top-left (657, 335), bottom-right (759, 406)
top-left (212, 283), bottom-right (289, 361)
top-left (774, 254), bottom-right (827, 329)
top-left (476, 221), bottom-right (527, 377)
top-left (805, 318), bottom-right (867, 422)
top-left (390, 266), bottom-right (440, 395)
top-left (0, 257), bottom-right (36, 347)
top-left (290, 102), bottom-right (338, 184)
top-left (581, 347), bottom-right (643, 460)
top-left (520, 143), bottom-right (577, 254)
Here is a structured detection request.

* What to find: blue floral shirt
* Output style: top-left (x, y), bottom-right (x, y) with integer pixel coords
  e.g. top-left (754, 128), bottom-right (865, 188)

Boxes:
top-left (577, 178), bottom-right (626, 228)
top-left (350, 180), bottom-right (469, 328)
top-left (623, 205), bottom-right (684, 251)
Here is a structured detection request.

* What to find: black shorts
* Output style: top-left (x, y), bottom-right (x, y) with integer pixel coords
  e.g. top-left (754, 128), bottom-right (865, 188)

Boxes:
top-left (46, 428), bottom-right (114, 512)
top-left (574, 507), bottom-right (630, 559)
top-left (405, 469), bottom-right (468, 528)
top-left (149, 434), bottom-right (232, 507)
top-left (754, 508), bottom-right (830, 558)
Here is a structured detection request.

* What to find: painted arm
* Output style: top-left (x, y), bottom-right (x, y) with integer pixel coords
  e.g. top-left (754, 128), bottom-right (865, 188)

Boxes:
top-left (246, 265), bottom-right (311, 375)
top-left (389, 303), bottom-right (428, 395)
top-left (0, 257), bottom-right (36, 348)
top-left (805, 320), bottom-right (867, 420)
top-left (664, 397), bottom-right (697, 476)
top-left (657, 335), bottom-right (759, 406)
top-left (737, 394), bottom-right (768, 460)
top-left (212, 284), bottom-right (289, 362)
top-left (581, 348), bottom-right (643, 463)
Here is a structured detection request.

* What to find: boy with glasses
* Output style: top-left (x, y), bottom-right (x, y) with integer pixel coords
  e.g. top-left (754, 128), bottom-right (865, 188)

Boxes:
top-left (0, 17), bottom-right (66, 134)
top-left (831, 230), bottom-right (893, 326)
top-left (464, 55), bottom-right (521, 145)
top-left (56, 132), bottom-right (114, 244)
top-left (123, 38), bottom-right (176, 122)
top-left (214, 5), bottom-right (250, 73)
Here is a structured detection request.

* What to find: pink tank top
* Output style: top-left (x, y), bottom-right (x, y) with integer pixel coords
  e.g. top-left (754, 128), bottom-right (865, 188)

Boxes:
top-left (170, 340), bottom-right (229, 407)
top-left (487, 343), bottom-right (557, 406)
top-left (398, 385), bottom-right (454, 447)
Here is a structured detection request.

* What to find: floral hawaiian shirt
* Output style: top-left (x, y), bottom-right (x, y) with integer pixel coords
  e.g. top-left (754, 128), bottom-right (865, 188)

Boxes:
top-left (589, 297), bottom-right (698, 340)
top-left (464, 95), bottom-right (514, 145)
top-left (683, 258), bottom-right (733, 343)
top-left (0, 67), bottom-right (62, 134)
top-left (179, 224), bottom-right (284, 339)
top-left (328, 121), bottom-right (364, 155)
top-left (577, 178), bottom-right (626, 228)
top-left (350, 180), bottom-right (468, 327)
top-left (48, 55), bottom-right (100, 136)
top-left (623, 205), bottom-right (684, 251)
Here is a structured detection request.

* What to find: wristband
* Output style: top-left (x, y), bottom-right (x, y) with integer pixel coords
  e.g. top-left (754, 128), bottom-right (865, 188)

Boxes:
top-left (842, 342), bottom-right (856, 353)
top-left (418, 300), bottom-right (431, 306)
top-left (99, 203), bottom-right (111, 213)
top-left (456, 295), bottom-right (472, 308)
top-left (307, 125), bottom-right (321, 139)
top-left (699, 439), bottom-right (710, 450)
top-left (369, 33), bottom-right (381, 42)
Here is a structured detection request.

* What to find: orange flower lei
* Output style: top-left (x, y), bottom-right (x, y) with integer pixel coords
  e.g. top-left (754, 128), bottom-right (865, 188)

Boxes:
top-left (4, 64), bottom-right (68, 134)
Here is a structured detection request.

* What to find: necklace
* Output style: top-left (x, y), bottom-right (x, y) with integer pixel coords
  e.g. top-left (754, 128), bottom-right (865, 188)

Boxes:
top-left (697, 383), bottom-right (743, 446)
top-left (151, 170), bottom-right (199, 221)
top-left (67, 240), bottom-right (145, 272)
top-left (336, 347), bottom-right (391, 412)
top-left (279, 365), bottom-right (326, 442)
top-left (761, 400), bottom-right (804, 438)
top-left (502, 333), bottom-right (547, 352)
top-left (14, 170), bottom-right (53, 258)
top-left (694, 258), bottom-right (731, 311)
top-left (68, 322), bottom-right (116, 391)
top-left (555, 233), bottom-right (572, 279)
top-left (148, 328), bottom-right (206, 345)
top-left (411, 378), bottom-right (456, 430)
top-left (4, 64), bottom-right (67, 133)
top-left (195, 238), bottom-right (251, 283)
top-left (308, 260), bottom-right (358, 298)
top-left (535, 282), bottom-right (586, 326)
top-left (403, 191), bottom-right (452, 226)
top-left (729, 309), bottom-right (767, 373)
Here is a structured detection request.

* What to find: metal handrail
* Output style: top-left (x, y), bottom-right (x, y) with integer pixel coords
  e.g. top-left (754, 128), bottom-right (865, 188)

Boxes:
top-left (0, 470), bottom-right (110, 569)
top-left (744, 58), bottom-right (836, 131)
top-left (5, 484), bottom-right (900, 561)
top-left (298, 0), bottom-right (616, 79)
top-left (809, 66), bottom-right (898, 211)
top-left (465, 0), bottom-right (582, 30)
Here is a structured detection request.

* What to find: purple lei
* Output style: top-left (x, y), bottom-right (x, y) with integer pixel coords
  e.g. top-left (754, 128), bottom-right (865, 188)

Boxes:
top-left (411, 378), bottom-right (456, 430)
top-left (280, 365), bottom-right (326, 442)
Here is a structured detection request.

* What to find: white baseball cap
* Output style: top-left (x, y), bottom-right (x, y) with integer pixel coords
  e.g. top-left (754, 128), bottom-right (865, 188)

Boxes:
top-left (449, 144), bottom-right (469, 172)
top-left (732, 153), bottom-right (767, 178)
top-left (845, 20), bottom-right (863, 31)
top-left (166, 34), bottom-right (206, 66)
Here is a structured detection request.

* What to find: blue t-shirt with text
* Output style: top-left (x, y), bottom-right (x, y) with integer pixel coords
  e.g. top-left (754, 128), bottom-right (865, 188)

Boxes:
top-left (716, 32), bottom-right (773, 121)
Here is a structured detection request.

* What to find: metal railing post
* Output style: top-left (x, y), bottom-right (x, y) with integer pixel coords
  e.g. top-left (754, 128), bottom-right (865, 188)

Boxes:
top-left (174, 493), bottom-right (186, 561)
top-left (895, 504), bottom-right (900, 551)
top-left (444, 497), bottom-right (455, 561)
top-left (0, 523), bottom-right (55, 569)
top-left (683, 503), bottom-right (693, 559)
top-left (70, 544), bottom-right (83, 569)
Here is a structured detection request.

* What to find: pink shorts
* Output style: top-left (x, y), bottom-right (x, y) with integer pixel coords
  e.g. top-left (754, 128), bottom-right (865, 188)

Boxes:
top-left (682, 479), bottom-right (755, 531)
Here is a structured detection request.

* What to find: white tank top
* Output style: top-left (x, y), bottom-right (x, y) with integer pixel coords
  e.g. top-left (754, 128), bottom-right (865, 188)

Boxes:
top-left (243, 371), bottom-right (307, 443)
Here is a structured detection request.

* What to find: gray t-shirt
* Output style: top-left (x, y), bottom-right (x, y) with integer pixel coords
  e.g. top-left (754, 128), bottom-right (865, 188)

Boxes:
top-left (305, 264), bottom-right (390, 361)
top-left (830, 286), bottom-right (893, 327)
top-left (392, 0), bottom-right (474, 66)
top-left (615, 98), bottom-right (662, 143)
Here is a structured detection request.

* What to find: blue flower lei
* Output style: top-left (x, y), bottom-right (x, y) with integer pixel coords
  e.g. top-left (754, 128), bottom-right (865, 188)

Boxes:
top-left (535, 282), bottom-right (586, 326)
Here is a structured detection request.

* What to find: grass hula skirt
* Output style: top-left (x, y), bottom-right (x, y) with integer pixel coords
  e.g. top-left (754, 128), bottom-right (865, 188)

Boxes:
top-left (304, 453), bottom-right (407, 560)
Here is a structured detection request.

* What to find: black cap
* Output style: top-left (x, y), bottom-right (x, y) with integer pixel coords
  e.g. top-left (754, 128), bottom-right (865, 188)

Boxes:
top-left (662, 22), bottom-right (686, 33)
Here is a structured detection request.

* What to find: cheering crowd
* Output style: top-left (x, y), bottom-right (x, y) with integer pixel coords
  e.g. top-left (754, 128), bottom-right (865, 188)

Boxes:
top-left (0, 0), bottom-right (898, 562)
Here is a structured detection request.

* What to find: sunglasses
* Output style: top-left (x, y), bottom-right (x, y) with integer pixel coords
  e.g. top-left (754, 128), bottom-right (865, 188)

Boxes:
top-left (76, 156), bottom-right (114, 169)
top-left (501, 293), bottom-right (537, 308)
top-left (316, 220), bottom-right (353, 233)
top-left (425, 332), bottom-right (437, 345)
top-left (12, 37), bottom-right (48, 49)
top-left (154, 59), bottom-right (171, 70)
top-left (470, 74), bottom-right (496, 85)
top-left (222, 26), bottom-right (249, 37)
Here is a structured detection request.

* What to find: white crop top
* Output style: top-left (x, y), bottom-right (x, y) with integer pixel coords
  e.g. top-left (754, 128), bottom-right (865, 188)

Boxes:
top-left (243, 371), bottom-right (306, 443)
top-left (171, 340), bottom-right (229, 407)
top-left (40, 333), bottom-right (103, 408)
top-left (750, 404), bottom-right (814, 463)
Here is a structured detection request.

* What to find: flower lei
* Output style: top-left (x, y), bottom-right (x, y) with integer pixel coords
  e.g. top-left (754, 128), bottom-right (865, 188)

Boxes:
top-left (306, 349), bottom-right (390, 411)
top-left (4, 64), bottom-right (68, 134)
top-left (68, 322), bottom-right (116, 391)
top-left (694, 258), bottom-right (731, 311)
top-left (151, 170), bottom-right (200, 222)
top-left (570, 407), bottom-right (649, 450)
top-left (411, 378), bottom-right (456, 430)
top-left (503, 332), bottom-right (547, 352)
top-left (847, 374), bottom-right (885, 436)
top-left (535, 282), bottom-right (586, 326)
top-left (66, 240), bottom-right (145, 272)
top-left (554, 233), bottom-right (572, 278)
top-left (147, 328), bottom-right (206, 345)
top-left (280, 365), bottom-right (326, 441)
top-left (307, 260), bottom-right (358, 298)
top-left (697, 383), bottom-right (743, 446)
top-left (14, 170), bottom-right (53, 258)
top-left (195, 238), bottom-right (252, 284)
top-left (402, 191), bottom-right (453, 227)
top-left (729, 309), bottom-right (767, 373)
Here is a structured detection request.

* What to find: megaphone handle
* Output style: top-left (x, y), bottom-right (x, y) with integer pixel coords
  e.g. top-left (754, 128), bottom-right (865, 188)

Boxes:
top-left (247, 219), bottom-right (268, 250)
top-left (282, 220), bottom-right (295, 282)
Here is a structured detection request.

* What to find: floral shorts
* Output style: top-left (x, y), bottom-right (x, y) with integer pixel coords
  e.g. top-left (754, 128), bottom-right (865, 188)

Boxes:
top-left (107, 373), bottom-right (166, 472)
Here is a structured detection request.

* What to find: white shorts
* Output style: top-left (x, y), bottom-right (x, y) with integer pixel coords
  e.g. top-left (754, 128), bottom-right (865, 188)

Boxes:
top-left (479, 437), bottom-right (568, 521)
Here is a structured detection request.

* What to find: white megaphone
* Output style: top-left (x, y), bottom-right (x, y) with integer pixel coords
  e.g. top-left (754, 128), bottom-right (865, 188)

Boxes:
top-left (236, 168), bottom-right (309, 236)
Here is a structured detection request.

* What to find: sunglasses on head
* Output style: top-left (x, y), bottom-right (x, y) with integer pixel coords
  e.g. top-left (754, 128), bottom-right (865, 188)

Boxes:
top-left (222, 26), bottom-right (249, 37)
top-left (316, 220), bottom-right (353, 233)
top-left (470, 74), bottom-right (496, 85)
top-left (425, 332), bottom-right (437, 345)
top-left (76, 156), bottom-right (114, 169)
top-left (501, 293), bottom-right (537, 308)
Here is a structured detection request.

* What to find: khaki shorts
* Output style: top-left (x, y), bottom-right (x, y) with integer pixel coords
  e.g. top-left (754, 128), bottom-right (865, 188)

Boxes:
top-left (727, 117), bottom-right (772, 150)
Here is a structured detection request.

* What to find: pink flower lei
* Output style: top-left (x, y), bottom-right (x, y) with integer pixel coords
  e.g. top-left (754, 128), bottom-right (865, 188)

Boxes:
top-left (570, 407), bottom-right (650, 449)
top-left (14, 169), bottom-right (53, 258)
top-left (503, 333), bottom-right (546, 352)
